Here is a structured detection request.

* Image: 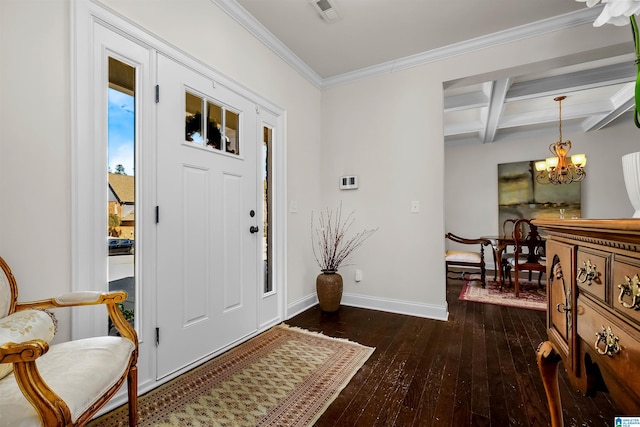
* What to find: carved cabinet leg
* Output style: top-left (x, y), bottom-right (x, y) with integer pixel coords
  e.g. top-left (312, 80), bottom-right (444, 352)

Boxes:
top-left (537, 341), bottom-right (563, 427)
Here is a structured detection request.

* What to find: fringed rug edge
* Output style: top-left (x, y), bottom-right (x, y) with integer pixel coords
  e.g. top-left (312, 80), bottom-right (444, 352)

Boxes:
top-left (276, 323), bottom-right (376, 352)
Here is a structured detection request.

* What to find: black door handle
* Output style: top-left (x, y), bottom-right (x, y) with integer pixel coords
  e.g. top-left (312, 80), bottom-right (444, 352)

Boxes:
top-left (250, 226), bottom-right (259, 234)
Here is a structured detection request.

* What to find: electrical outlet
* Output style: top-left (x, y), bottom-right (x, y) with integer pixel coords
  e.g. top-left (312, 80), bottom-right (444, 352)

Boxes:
top-left (355, 269), bottom-right (362, 282)
top-left (411, 200), bottom-right (420, 213)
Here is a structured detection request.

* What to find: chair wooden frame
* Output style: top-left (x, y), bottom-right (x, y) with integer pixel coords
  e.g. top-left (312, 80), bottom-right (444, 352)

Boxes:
top-left (0, 257), bottom-right (138, 426)
top-left (445, 233), bottom-right (492, 287)
top-left (500, 218), bottom-right (519, 284)
top-left (510, 219), bottom-right (546, 297)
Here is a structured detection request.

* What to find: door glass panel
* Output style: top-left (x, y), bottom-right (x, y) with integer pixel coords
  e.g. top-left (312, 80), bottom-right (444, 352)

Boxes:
top-left (206, 101), bottom-right (223, 150)
top-left (225, 110), bottom-right (239, 155)
top-left (185, 92), bottom-right (238, 155)
top-left (263, 125), bottom-right (273, 293)
top-left (107, 57), bottom-right (136, 335)
top-left (185, 92), bottom-right (204, 144)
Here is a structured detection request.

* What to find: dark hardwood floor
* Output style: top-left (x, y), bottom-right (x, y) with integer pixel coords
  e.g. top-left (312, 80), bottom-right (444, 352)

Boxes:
top-left (286, 275), bottom-right (621, 426)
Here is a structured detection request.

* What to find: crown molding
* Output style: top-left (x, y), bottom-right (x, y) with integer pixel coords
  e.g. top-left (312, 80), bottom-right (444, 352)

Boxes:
top-left (210, 0), bottom-right (323, 88)
top-left (322, 6), bottom-right (605, 89)
top-left (212, 1), bottom-right (604, 91)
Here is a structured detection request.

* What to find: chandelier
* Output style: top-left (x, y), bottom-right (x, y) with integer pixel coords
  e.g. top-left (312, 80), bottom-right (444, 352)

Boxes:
top-left (535, 96), bottom-right (587, 185)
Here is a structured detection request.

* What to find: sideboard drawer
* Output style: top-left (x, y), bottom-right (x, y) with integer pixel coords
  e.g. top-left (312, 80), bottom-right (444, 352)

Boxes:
top-left (577, 296), bottom-right (640, 398)
top-left (613, 258), bottom-right (640, 328)
top-left (576, 248), bottom-right (609, 303)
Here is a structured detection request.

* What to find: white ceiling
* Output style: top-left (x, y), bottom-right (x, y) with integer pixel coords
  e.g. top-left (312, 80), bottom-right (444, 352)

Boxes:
top-left (216, 0), bottom-right (637, 144)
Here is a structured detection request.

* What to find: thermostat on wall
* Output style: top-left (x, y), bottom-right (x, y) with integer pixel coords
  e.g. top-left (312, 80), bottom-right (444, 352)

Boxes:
top-left (340, 175), bottom-right (358, 190)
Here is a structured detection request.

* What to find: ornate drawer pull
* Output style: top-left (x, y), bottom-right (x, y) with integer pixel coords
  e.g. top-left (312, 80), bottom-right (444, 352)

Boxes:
top-left (594, 326), bottom-right (620, 357)
top-left (556, 303), bottom-right (570, 313)
top-left (618, 274), bottom-right (640, 310)
top-left (576, 259), bottom-right (597, 286)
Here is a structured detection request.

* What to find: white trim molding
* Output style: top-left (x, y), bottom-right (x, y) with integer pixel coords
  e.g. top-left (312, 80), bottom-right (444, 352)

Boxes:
top-left (287, 292), bottom-right (449, 322)
top-left (211, 0), bottom-right (604, 90)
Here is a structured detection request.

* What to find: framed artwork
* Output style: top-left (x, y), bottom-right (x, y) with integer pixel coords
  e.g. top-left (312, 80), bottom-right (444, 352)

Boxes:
top-left (498, 160), bottom-right (581, 229)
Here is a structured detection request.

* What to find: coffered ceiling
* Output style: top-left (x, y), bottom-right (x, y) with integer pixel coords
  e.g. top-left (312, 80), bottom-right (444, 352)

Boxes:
top-left (214, 0), bottom-right (637, 143)
top-left (443, 46), bottom-right (636, 144)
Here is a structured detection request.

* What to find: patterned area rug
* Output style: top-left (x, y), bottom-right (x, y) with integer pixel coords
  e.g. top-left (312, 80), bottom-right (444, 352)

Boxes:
top-left (88, 324), bottom-right (374, 427)
top-left (458, 274), bottom-right (546, 311)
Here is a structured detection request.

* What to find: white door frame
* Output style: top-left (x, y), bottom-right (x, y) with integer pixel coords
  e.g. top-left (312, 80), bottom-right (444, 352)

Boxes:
top-left (72, 0), bottom-right (287, 402)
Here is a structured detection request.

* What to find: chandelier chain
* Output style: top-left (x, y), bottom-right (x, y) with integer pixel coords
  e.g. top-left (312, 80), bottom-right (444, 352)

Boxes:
top-left (558, 98), bottom-right (562, 142)
top-left (554, 95), bottom-right (566, 144)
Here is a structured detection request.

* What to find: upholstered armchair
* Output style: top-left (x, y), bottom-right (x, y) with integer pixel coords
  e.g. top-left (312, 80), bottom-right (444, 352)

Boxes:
top-left (0, 257), bottom-right (138, 426)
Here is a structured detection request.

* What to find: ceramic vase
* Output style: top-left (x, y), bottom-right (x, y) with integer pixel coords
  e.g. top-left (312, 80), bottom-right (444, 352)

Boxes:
top-left (622, 152), bottom-right (640, 218)
top-left (316, 270), bottom-right (343, 312)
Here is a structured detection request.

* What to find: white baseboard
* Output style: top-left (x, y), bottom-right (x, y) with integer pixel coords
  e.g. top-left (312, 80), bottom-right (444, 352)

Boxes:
top-left (286, 292), bottom-right (449, 321)
top-left (286, 293), bottom-right (319, 319)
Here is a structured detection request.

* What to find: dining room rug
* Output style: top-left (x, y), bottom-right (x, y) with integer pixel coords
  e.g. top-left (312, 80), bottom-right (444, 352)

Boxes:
top-left (458, 274), bottom-right (546, 311)
top-left (88, 323), bottom-right (374, 427)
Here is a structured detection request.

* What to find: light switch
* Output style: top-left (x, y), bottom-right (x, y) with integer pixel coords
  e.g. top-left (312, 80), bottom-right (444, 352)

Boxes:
top-left (411, 200), bottom-right (420, 213)
top-left (289, 200), bottom-right (298, 213)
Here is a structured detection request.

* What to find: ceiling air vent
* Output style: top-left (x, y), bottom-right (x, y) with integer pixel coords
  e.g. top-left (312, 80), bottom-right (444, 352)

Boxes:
top-left (310, 0), bottom-right (341, 23)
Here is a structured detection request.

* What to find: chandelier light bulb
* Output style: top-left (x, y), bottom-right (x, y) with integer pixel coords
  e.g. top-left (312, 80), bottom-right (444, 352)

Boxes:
top-left (571, 153), bottom-right (587, 167)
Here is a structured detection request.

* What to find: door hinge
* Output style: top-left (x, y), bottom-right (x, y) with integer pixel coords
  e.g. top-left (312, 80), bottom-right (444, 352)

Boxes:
top-left (155, 206), bottom-right (159, 224)
top-left (155, 85), bottom-right (160, 103)
top-left (155, 327), bottom-right (160, 346)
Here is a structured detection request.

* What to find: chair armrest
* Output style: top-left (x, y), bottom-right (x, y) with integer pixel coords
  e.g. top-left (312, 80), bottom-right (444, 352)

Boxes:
top-left (15, 290), bottom-right (127, 310)
top-left (15, 291), bottom-right (137, 343)
top-left (445, 233), bottom-right (491, 246)
top-left (0, 339), bottom-right (49, 364)
top-left (0, 340), bottom-right (73, 424)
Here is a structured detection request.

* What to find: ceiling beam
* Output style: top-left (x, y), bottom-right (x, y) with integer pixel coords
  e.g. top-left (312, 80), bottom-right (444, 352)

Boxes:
top-left (507, 62), bottom-right (635, 102)
top-left (443, 91), bottom-right (488, 111)
top-left (443, 120), bottom-right (484, 136)
top-left (499, 101), bottom-right (615, 128)
top-left (582, 83), bottom-right (636, 131)
top-left (483, 78), bottom-right (512, 143)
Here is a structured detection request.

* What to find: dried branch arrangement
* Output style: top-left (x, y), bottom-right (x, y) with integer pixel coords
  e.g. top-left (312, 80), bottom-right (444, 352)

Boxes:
top-left (311, 203), bottom-right (378, 272)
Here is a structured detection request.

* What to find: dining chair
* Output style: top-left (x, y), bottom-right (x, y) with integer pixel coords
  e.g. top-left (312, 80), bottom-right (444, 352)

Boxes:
top-left (499, 218), bottom-right (520, 287)
top-left (508, 219), bottom-right (546, 297)
top-left (445, 233), bottom-right (492, 287)
top-left (500, 218), bottom-right (538, 288)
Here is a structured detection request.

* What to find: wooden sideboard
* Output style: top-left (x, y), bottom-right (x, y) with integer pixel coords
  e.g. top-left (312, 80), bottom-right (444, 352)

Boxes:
top-left (533, 219), bottom-right (640, 426)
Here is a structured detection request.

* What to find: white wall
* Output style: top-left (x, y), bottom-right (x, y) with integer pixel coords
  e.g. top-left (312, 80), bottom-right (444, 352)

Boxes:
top-left (0, 0), bottom-right (72, 332)
top-left (322, 70), bottom-right (446, 311)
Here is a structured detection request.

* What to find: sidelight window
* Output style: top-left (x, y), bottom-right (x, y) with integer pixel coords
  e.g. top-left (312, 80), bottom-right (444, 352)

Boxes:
top-left (262, 125), bottom-right (273, 293)
top-left (107, 57), bottom-right (136, 335)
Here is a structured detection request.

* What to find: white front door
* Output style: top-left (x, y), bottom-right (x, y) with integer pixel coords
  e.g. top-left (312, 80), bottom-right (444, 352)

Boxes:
top-left (156, 54), bottom-right (259, 378)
